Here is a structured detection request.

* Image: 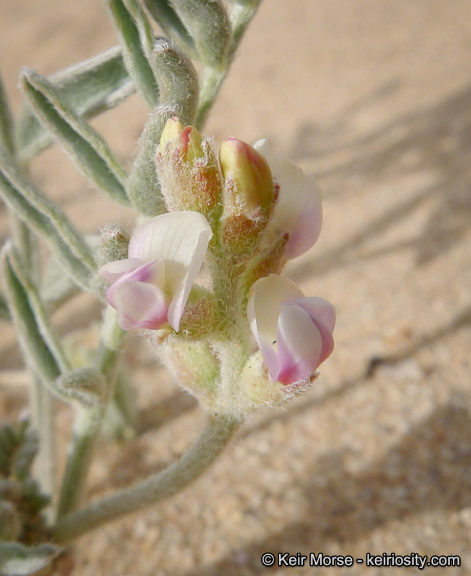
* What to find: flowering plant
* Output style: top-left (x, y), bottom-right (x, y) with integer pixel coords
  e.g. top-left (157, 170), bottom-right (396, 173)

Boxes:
top-left (101, 120), bottom-right (335, 416)
top-left (0, 1), bottom-right (334, 573)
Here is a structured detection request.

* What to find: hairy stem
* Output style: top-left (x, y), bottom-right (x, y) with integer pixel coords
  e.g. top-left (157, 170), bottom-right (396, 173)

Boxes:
top-left (29, 376), bottom-right (55, 505)
top-left (195, 2), bottom-right (261, 129)
top-left (55, 308), bottom-right (125, 520)
top-left (195, 66), bottom-right (225, 129)
top-left (53, 412), bottom-right (240, 542)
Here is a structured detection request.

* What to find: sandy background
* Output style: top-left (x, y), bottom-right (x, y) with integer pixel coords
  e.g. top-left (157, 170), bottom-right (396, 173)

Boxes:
top-left (1, 1), bottom-right (471, 574)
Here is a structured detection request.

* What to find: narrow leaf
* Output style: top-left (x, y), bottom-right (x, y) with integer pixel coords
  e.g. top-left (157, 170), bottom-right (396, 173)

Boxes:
top-left (56, 367), bottom-right (107, 408)
top-left (0, 542), bottom-right (61, 576)
top-left (0, 150), bottom-right (96, 292)
top-left (8, 248), bottom-right (70, 374)
top-left (142, 0), bottom-right (195, 53)
top-left (21, 69), bottom-right (129, 205)
top-left (125, 107), bottom-right (168, 215)
top-left (0, 293), bottom-right (11, 321)
top-left (2, 248), bottom-right (62, 386)
top-left (153, 39), bottom-right (199, 116)
top-left (0, 67), bottom-right (15, 158)
top-left (17, 46), bottom-right (134, 162)
top-left (122, 0), bottom-right (156, 65)
top-left (170, 0), bottom-right (232, 67)
top-left (104, 0), bottom-right (159, 108)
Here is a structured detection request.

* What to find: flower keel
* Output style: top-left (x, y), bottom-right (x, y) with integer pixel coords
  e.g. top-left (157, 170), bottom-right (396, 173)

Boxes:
top-left (247, 274), bottom-right (335, 384)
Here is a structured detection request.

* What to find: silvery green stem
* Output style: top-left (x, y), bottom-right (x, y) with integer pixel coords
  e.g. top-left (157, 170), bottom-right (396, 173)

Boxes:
top-left (195, 1), bottom-right (261, 128)
top-left (53, 413), bottom-right (240, 542)
top-left (195, 65), bottom-right (225, 129)
top-left (126, 41), bottom-right (199, 215)
top-left (228, 0), bottom-right (263, 59)
top-left (56, 308), bottom-right (125, 520)
top-left (28, 377), bottom-right (55, 504)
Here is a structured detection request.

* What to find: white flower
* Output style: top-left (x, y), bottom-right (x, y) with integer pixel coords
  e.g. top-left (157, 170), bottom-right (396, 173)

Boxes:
top-left (99, 211), bottom-right (212, 331)
top-left (254, 139), bottom-right (323, 259)
top-left (247, 274), bottom-right (335, 384)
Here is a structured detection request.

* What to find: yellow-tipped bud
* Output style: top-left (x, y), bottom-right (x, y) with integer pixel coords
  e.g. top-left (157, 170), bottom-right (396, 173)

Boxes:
top-left (219, 138), bottom-right (275, 215)
top-left (159, 118), bottom-right (204, 164)
top-left (156, 118), bottom-right (223, 220)
top-left (159, 117), bottom-right (185, 152)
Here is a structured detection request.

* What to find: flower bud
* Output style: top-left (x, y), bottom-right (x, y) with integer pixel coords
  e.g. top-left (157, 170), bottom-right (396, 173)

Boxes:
top-left (98, 224), bottom-right (130, 268)
top-left (157, 117), bottom-right (223, 220)
top-left (219, 138), bottom-right (274, 216)
top-left (158, 339), bottom-right (220, 410)
top-left (218, 138), bottom-right (275, 256)
top-left (159, 116), bottom-right (185, 150)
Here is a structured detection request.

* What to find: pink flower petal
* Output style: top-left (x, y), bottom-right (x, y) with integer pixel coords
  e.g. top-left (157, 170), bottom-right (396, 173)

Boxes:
top-left (99, 258), bottom-right (145, 284)
top-left (276, 303), bottom-right (323, 384)
top-left (247, 274), bottom-right (304, 380)
top-left (128, 211), bottom-right (212, 331)
top-left (254, 140), bottom-right (323, 259)
top-left (105, 259), bottom-right (164, 308)
top-left (247, 274), bottom-right (335, 385)
top-left (113, 281), bottom-right (168, 330)
top-left (294, 298), bottom-right (336, 364)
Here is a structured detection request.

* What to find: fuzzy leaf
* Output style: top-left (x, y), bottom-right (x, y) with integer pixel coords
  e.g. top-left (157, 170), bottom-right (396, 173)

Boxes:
top-left (2, 249), bottom-right (62, 388)
top-left (0, 69), bottom-right (15, 158)
top-left (0, 542), bottom-right (61, 576)
top-left (0, 293), bottom-right (10, 321)
top-left (0, 502), bottom-right (21, 541)
top-left (0, 423), bottom-right (17, 475)
top-left (170, 0), bottom-right (232, 67)
top-left (21, 70), bottom-right (129, 205)
top-left (12, 426), bottom-right (39, 481)
top-left (125, 107), bottom-right (169, 216)
top-left (126, 42), bottom-right (198, 216)
top-left (142, 0), bottom-right (195, 53)
top-left (153, 39), bottom-right (199, 116)
top-left (7, 249), bottom-right (70, 374)
top-left (16, 47), bottom-right (134, 162)
top-left (0, 151), bottom-right (96, 292)
top-left (104, 0), bottom-right (159, 108)
top-left (122, 0), bottom-right (156, 64)
top-left (55, 367), bottom-right (107, 408)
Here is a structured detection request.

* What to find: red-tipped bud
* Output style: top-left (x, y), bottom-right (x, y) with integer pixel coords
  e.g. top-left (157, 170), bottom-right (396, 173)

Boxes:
top-left (219, 138), bottom-right (275, 216)
top-left (156, 118), bottom-right (223, 220)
